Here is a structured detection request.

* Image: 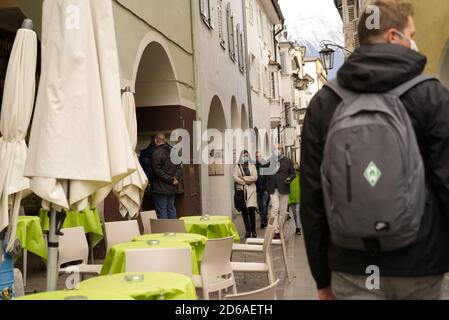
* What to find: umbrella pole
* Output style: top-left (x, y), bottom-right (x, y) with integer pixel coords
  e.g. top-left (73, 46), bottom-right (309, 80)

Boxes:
top-left (46, 181), bottom-right (68, 292)
top-left (46, 209), bottom-right (58, 291)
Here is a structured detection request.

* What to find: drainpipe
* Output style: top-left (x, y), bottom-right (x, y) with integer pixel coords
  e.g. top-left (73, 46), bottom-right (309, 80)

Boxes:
top-left (242, 0), bottom-right (254, 129)
top-left (273, 22), bottom-right (285, 63)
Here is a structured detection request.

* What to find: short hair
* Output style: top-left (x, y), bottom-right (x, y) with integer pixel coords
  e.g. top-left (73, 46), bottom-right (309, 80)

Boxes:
top-left (155, 133), bottom-right (166, 144)
top-left (358, 0), bottom-right (415, 45)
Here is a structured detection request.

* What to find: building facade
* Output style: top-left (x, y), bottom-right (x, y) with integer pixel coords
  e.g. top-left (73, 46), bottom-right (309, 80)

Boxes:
top-left (245, 0), bottom-right (284, 150)
top-left (193, 0), bottom-right (250, 216)
top-left (13, 0), bottom-right (202, 219)
top-left (0, 0), bottom-right (311, 221)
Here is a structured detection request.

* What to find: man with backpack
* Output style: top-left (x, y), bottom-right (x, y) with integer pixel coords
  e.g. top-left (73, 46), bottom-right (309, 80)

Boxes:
top-left (301, 0), bottom-right (449, 300)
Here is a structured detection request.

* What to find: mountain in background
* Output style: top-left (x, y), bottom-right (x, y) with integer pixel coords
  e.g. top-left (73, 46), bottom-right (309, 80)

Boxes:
top-left (279, 0), bottom-right (345, 79)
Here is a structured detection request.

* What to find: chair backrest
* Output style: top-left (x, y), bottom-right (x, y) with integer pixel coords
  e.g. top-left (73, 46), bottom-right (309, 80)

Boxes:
top-left (201, 236), bottom-right (235, 280)
top-left (13, 269), bottom-right (25, 298)
top-left (149, 219), bottom-right (186, 234)
top-left (224, 279), bottom-right (280, 300)
top-left (58, 227), bottom-right (89, 268)
top-left (104, 220), bottom-right (140, 251)
top-left (125, 247), bottom-right (192, 278)
top-left (263, 225), bottom-right (275, 261)
top-left (140, 211), bottom-right (157, 234)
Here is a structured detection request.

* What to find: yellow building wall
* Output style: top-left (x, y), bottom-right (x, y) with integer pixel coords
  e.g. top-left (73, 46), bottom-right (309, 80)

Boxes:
top-left (409, 0), bottom-right (449, 77)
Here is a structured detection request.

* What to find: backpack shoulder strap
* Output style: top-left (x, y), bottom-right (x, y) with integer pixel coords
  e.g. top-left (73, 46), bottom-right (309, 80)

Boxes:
top-left (324, 79), bottom-right (357, 101)
top-left (389, 75), bottom-right (437, 97)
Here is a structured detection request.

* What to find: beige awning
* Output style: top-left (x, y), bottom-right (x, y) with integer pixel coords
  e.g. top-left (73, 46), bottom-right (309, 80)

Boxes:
top-left (0, 27), bottom-right (37, 251)
top-left (113, 91), bottom-right (148, 218)
top-left (24, 0), bottom-right (136, 213)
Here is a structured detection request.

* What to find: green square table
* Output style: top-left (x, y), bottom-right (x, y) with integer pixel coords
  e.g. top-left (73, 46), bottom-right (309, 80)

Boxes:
top-left (16, 289), bottom-right (134, 300)
top-left (181, 216), bottom-right (241, 243)
top-left (133, 233), bottom-right (207, 272)
top-left (80, 272), bottom-right (197, 300)
top-left (39, 208), bottom-right (104, 248)
top-left (101, 239), bottom-right (202, 275)
top-left (16, 216), bottom-right (48, 261)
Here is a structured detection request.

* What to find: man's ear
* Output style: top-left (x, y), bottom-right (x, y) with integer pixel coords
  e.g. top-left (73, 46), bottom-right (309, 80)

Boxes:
top-left (385, 28), bottom-right (397, 43)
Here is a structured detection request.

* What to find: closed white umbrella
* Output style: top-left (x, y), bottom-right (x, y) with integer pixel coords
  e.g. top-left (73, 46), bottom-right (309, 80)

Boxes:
top-left (24, 0), bottom-right (135, 291)
top-left (113, 90), bottom-right (148, 219)
top-left (0, 20), bottom-right (37, 253)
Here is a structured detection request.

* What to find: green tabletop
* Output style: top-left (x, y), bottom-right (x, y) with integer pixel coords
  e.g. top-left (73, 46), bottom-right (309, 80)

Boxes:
top-left (16, 216), bottom-right (48, 261)
top-left (17, 289), bottom-right (134, 300)
top-left (101, 240), bottom-right (200, 276)
top-left (80, 272), bottom-right (197, 300)
top-left (39, 208), bottom-right (104, 247)
top-left (133, 233), bottom-right (207, 269)
top-left (181, 216), bottom-right (241, 243)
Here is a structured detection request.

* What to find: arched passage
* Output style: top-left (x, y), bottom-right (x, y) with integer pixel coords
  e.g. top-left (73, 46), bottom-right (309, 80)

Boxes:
top-left (231, 96), bottom-right (239, 130)
top-left (241, 105), bottom-right (249, 131)
top-left (135, 42), bottom-right (181, 107)
top-left (132, 40), bottom-right (200, 218)
top-left (206, 96), bottom-right (231, 215)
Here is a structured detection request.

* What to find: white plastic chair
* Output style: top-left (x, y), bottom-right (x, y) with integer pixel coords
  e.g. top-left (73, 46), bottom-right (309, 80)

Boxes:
top-left (58, 227), bottom-right (102, 277)
top-left (244, 211), bottom-right (291, 281)
top-left (125, 247), bottom-right (192, 277)
top-left (13, 269), bottom-right (25, 298)
top-left (193, 236), bottom-right (237, 300)
top-left (231, 225), bottom-right (275, 285)
top-left (104, 220), bottom-right (140, 251)
top-left (149, 219), bottom-right (186, 234)
top-left (224, 279), bottom-right (280, 300)
top-left (140, 210), bottom-right (157, 234)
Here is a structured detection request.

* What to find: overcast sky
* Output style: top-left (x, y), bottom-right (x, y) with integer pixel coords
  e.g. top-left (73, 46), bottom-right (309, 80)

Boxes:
top-left (279, 0), bottom-right (345, 78)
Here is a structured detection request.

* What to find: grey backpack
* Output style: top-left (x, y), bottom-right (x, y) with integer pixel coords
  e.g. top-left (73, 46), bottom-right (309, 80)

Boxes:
top-left (321, 75), bottom-right (434, 254)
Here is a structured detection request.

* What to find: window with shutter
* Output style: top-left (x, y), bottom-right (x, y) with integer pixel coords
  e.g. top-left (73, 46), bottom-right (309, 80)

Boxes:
top-left (229, 13), bottom-right (236, 62)
top-left (249, 0), bottom-right (255, 25)
top-left (200, 0), bottom-right (213, 29)
top-left (347, 5), bottom-right (356, 22)
top-left (218, 0), bottom-right (225, 48)
top-left (239, 31), bottom-right (245, 73)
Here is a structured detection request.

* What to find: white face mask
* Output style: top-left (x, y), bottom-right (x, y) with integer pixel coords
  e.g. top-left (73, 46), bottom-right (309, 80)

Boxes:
top-left (395, 30), bottom-right (419, 52)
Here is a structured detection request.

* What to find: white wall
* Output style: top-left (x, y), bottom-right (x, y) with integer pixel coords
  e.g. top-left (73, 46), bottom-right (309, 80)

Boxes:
top-left (246, 0), bottom-right (281, 134)
top-left (194, 0), bottom-right (249, 216)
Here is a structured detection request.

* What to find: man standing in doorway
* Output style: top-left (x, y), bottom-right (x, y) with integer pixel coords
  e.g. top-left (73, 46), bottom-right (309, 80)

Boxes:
top-left (151, 133), bottom-right (182, 219)
top-left (266, 144), bottom-right (296, 239)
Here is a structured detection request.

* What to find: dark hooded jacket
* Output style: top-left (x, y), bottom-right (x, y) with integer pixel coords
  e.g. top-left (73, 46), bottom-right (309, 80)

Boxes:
top-left (151, 144), bottom-right (182, 195)
top-left (301, 44), bottom-right (449, 290)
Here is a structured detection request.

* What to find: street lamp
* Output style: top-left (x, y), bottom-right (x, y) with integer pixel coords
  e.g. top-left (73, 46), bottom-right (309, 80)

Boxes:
top-left (319, 40), bottom-right (353, 71)
top-left (319, 46), bottom-right (335, 71)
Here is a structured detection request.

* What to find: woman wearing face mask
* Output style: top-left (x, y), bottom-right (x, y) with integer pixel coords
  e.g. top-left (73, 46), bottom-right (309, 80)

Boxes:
top-left (233, 150), bottom-right (258, 238)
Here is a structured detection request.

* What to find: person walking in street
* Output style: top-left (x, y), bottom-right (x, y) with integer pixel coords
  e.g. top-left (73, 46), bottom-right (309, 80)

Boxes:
top-left (266, 144), bottom-right (296, 239)
top-left (301, 0), bottom-right (449, 300)
top-left (256, 151), bottom-right (269, 229)
top-left (289, 163), bottom-right (302, 236)
top-left (234, 150), bottom-right (258, 239)
top-left (151, 133), bottom-right (182, 219)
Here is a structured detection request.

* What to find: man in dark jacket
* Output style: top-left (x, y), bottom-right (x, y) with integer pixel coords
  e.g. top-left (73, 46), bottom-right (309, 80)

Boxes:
top-left (301, 0), bottom-right (449, 300)
top-left (151, 133), bottom-right (182, 219)
top-left (266, 144), bottom-right (296, 238)
top-left (256, 151), bottom-right (269, 229)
